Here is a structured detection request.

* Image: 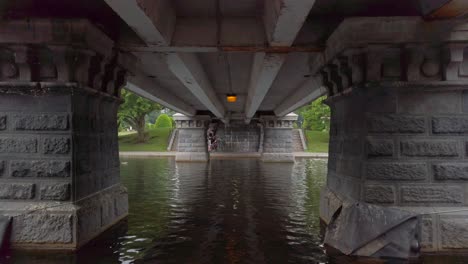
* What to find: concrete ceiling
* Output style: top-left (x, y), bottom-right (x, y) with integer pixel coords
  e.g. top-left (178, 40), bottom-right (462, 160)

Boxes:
top-left (0, 0), bottom-right (453, 122)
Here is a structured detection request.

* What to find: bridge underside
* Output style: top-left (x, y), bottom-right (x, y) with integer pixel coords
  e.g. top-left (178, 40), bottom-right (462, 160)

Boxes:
top-left (1, 0), bottom-right (468, 259)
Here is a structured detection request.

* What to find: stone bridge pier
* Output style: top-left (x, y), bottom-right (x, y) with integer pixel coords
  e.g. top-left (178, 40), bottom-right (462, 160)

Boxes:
top-left (318, 19), bottom-right (468, 256)
top-left (0, 20), bottom-right (131, 250)
top-left (172, 114), bottom-right (298, 162)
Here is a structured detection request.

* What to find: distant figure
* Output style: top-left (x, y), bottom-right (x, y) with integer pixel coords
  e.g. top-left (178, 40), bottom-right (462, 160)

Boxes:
top-left (207, 123), bottom-right (218, 152)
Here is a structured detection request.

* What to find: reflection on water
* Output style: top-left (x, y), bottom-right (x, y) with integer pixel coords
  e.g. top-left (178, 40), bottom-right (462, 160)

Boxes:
top-left (2, 158), bottom-right (468, 263)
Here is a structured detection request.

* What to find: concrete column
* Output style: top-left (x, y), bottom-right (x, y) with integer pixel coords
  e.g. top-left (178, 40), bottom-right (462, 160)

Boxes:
top-left (260, 113), bottom-right (298, 162)
top-left (0, 20), bottom-right (131, 250)
top-left (173, 114), bottom-right (210, 162)
top-left (316, 38), bottom-right (468, 256)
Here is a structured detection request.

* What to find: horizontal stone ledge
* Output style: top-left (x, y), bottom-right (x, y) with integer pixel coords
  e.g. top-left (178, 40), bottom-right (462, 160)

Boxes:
top-left (400, 185), bottom-right (464, 204)
top-left (0, 137), bottom-right (37, 153)
top-left (401, 140), bottom-right (459, 157)
top-left (13, 114), bottom-right (69, 131)
top-left (43, 137), bottom-right (71, 155)
top-left (367, 114), bottom-right (426, 134)
top-left (366, 139), bottom-right (394, 157)
top-left (432, 116), bottom-right (468, 134)
top-left (175, 152), bottom-right (208, 162)
top-left (366, 163), bottom-right (427, 181)
top-left (10, 160), bottom-right (70, 178)
top-left (261, 153), bottom-right (295, 163)
top-left (433, 163), bottom-right (468, 180)
top-left (12, 213), bottom-right (73, 244)
top-left (39, 183), bottom-right (71, 201)
top-left (0, 183), bottom-right (35, 200)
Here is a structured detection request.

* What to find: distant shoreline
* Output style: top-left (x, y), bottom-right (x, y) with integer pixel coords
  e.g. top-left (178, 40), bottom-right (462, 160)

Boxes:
top-left (119, 151), bottom-right (328, 159)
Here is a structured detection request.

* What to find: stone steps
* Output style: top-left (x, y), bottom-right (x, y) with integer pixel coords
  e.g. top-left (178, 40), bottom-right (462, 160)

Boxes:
top-left (292, 129), bottom-right (305, 152)
top-left (170, 129), bottom-right (179, 151)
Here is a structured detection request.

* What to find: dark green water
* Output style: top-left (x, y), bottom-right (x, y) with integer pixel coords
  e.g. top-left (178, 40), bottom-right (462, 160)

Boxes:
top-left (2, 158), bottom-right (468, 263)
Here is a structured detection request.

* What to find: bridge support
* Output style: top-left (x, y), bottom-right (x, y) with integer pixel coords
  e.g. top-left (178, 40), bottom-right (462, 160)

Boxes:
top-left (173, 114), bottom-right (299, 161)
top-left (173, 114), bottom-right (210, 162)
top-left (260, 115), bottom-right (297, 162)
top-left (316, 21), bottom-right (468, 256)
top-left (321, 83), bottom-right (468, 255)
top-left (0, 20), bottom-right (131, 250)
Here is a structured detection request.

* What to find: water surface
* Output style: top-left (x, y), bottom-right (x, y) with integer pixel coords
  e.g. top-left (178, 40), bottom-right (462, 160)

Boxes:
top-left (2, 158), bottom-right (468, 263)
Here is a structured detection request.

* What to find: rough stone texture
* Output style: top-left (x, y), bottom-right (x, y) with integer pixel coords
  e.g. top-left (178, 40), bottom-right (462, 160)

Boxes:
top-left (14, 114), bottom-right (68, 131)
top-left (0, 88), bottom-right (127, 250)
top-left (0, 183), bottom-right (35, 199)
top-left (0, 160), bottom-right (4, 176)
top-left (0, 137), bottom-right (37, 153)
top-left (216, 125), bottom-right (260, 152)
top-left (433, 164), bottom-right (468, 180)
top-left (40, 183), bottom-right (71, 201)
top-left (440, 217), bottom-right (468, 249)
top-left (10, 160), bottom-right (70, 178)
top-left (366, 163), bottom-right (426, 180)
top-left (177, 129), bottom-right (206, 153)
top-left (12, 214), bottom-right (72, 243)
top-left (364, 185), bottom-right (395, 203)
top-left (321, 54), bottom-right (468, 254)
top-left (432, 117), bottom-right (468, 134)
top-left (43, 137), bottom-right (71, 154)
top-left (420, 217), bottom-right (433, 250)
top-left (400, 186), bottom-right (463, 204)
top-left (263, 129), bottom-right (293, 153)
top-left (401, 140), bottom-right (458, 157)
top-left (0, 115), bottom-right (5, 130)
top-left (76, 184), bottom-right (129, 245)
top-left (367, 114), bottom-right (425, 133)
top-left (366, 139), bottom-right (393, 157)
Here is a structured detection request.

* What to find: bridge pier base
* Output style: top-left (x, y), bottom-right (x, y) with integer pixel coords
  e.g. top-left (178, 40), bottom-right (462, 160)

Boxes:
top-left (260, 116), bottom-right (297, 162)
top-left (0, 20), bottom-right (131, 250)
top-left (173, 114), bottom-right (299, 162)
top-left (320, 83), bottom-right (468, 256)
top-left (0, 84), bottom-right (128, 250)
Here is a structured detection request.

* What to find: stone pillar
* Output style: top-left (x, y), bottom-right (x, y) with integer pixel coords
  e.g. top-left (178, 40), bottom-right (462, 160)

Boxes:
top-left (173, 114), bottom-right (210, 162)
top-left (0, 20), bottom-right (132, 250)
top-left (260, 113), bottom-right (297, 162)
top-left (315, 18), bottom-right (468, 256)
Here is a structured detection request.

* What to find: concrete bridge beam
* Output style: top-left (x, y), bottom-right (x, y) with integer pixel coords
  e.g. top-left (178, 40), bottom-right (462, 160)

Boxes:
top-left (0, 20), bottom-right (130, 250)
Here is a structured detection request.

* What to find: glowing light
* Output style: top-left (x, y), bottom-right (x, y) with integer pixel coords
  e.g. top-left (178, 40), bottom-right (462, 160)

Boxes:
top-left (226, 94), bottom-right (237, 103)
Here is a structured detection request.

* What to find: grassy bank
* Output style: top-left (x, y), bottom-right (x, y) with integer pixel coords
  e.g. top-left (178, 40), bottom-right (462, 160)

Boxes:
top-left (118, 127), bottom-right (329, 153)
top-left (304, 130), bottom-right (329, 153)
top-left (118, 127), bottom-right (172, 152)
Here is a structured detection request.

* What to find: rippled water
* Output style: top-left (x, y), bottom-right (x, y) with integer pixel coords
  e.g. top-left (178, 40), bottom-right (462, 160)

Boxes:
top-left (3, 158), bottom-right (468, 263)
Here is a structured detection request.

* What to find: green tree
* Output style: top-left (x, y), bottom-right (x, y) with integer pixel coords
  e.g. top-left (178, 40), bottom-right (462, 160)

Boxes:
top-left (118, 89), bottom-right (162, 142)
top-left (154, 114), bottom-right (173, 128)
top-left (298, 96), bottom-right (330, 131)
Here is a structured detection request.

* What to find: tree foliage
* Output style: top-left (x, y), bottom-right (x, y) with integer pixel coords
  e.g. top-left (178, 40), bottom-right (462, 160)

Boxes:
top-left (154, 114), bottom-right (173, 128)
top-left (118, 89), bottom-right (162, 142)
top-left (297, 96), bottom-right (330, 131)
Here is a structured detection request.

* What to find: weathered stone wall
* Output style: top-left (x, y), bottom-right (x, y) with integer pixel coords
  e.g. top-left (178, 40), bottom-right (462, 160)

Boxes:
top-left (0, 91), bottom-right (73, 204)
top-left (325, 84), bottom-right (468, 252)
top-left (261, 119), bottom-right (295, 162)
top-left (177, 129), bottom-right (206, 153)
top-left (0, 84), bottom-right (128, 249)
top-left (175, 127), bottom-right (208, 162)
top-left (216, 122), bottom-right (260, 152)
